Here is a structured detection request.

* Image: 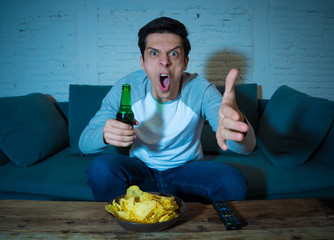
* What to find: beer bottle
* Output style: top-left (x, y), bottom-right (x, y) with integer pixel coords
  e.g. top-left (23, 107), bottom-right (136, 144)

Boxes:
top-left (116, 84), bottom-right (134, 150)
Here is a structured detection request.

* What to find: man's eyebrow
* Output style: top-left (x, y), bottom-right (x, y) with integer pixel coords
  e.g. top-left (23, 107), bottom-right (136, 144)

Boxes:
top-left (146, 47), bottom-right (159, 51)
top-left (169, 46), bottom-right (182, 51)
top-left (146, 46), bottom-right (182, 52)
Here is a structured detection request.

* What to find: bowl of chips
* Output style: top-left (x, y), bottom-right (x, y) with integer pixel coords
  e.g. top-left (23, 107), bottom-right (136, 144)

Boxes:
top-left (105, 185), bottom-right (186, 232)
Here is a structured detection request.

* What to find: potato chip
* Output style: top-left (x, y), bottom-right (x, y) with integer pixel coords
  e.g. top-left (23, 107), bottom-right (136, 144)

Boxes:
top-left (105, 185), bottom-right (179, 223)
top-left (125, 185), bottom-right (143, 199)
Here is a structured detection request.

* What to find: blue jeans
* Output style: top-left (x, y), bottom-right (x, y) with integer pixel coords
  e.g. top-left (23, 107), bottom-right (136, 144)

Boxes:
top-left (87, 154), bottom-right (247, 203)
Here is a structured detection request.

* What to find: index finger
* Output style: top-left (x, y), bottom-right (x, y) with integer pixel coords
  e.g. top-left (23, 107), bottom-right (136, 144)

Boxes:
top-left (223, 68), bottom-right (238, 97)
top-left (107, 119), bottom-right (133, 130)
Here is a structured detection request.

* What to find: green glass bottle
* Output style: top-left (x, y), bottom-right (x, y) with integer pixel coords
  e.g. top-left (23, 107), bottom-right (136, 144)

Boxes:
top-left (116, 84), bottom-right (134, 150)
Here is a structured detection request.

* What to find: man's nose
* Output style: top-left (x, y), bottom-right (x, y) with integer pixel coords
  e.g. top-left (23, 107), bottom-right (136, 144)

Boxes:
top-left (159, 53), bottom-right (171, 67)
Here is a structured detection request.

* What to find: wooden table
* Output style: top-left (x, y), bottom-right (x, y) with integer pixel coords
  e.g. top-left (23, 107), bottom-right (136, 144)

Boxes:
top-left (0, 198), bottom-right (333, 239)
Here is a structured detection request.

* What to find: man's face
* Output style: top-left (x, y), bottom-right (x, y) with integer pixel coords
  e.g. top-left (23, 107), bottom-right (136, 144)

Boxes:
top-left (140, 33), bottom-right (189, 102)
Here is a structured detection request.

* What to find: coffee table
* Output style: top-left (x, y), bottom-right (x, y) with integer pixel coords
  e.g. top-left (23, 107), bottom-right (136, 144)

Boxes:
top-left (0, 198), bottom-right (333, 239)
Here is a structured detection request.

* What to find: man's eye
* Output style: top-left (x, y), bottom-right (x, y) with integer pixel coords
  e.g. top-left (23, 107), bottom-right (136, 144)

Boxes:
top-left (150, 51), bottom-right (158, 56)
top-left (170, 51), bottom-right (178, 57)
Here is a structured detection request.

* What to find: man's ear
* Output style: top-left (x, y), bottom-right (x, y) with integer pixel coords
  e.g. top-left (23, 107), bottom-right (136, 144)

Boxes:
top-left (184, 56), bottom-right (189, 71)
top-left (140, 56), bottom-right (145, 70)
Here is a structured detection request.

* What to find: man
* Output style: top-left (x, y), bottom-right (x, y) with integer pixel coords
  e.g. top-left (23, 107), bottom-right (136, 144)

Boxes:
top-left (79, 17), bottom-right (256, 203)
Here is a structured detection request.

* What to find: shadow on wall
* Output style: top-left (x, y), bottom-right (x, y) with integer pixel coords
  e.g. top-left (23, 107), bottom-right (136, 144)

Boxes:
top-left (204, 50), bottom-right (248, 85)
top-left (205, 50), bottom-right (263, 98)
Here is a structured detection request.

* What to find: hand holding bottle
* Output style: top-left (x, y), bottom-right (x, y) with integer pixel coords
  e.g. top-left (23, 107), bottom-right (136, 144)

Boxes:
top-left (103, 84), bottom-right (138, 149)
top-left (103, 118), bottom-right (139, 147)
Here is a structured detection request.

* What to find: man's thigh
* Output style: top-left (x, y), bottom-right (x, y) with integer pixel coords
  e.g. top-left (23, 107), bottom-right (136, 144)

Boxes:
top-left (166, 160), bottom-right (247, 202)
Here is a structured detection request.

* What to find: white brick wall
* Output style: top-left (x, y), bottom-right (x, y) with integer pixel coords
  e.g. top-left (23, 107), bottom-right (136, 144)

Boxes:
top-left (0, 0), bottom-right (333, 101)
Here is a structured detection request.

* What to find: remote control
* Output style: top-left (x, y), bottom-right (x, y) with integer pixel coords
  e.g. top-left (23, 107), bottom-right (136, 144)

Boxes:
top-left (213, 201), bottom-right (242, 230)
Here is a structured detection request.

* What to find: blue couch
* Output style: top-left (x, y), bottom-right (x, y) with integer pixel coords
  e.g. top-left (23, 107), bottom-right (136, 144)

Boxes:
top-left (0, 83), bottom-right (333, 202)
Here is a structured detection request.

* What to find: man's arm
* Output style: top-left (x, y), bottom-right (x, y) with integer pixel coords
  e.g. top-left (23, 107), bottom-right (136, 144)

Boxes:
top-left (78, 82), bottom-right (139, 154)
top-left (78, 85), bottom-right (124, 154)
top-left (78, 96), bottom-right (116, 155)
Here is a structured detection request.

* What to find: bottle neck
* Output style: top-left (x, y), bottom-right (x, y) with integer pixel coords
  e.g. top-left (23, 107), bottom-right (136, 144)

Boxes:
top-left (119, 84), bottom-right (132, 112)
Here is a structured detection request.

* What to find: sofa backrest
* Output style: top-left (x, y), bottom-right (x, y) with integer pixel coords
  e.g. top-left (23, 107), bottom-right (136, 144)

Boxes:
top-left (312, 120), bottom-right (334, 168)
top-left (57, 102), bottom-right (69, 121)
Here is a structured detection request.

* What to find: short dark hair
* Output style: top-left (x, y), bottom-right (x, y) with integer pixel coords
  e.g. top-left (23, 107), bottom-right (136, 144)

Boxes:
top-left (138, 17), bottom-right (191, 61)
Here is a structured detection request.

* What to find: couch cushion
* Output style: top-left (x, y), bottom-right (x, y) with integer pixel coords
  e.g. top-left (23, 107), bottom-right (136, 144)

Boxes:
top-left (0, 147), bottom-right (94, 201)
top-left (258, 85), bottom-right (334, 169)
top-left (203, 148), bottom-right (334, 198)
top-left (0, 94), bottom-right (69, 167)
top-left (68, 85), bottom-right (112, 151)
top-left (201, 83), bottom-right (258, 153)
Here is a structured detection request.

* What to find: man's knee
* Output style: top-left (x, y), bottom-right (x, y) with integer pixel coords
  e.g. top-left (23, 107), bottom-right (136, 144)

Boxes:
top-left (224, 166), bottom-right (247, 200)
top-left (210, 164), bottom-right (248, 201)
top-left (87, 155), bottom-right (127, 201)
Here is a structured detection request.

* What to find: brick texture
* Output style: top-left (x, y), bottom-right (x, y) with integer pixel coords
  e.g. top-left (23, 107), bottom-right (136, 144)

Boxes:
top-left (0, 0), bottom-right (333, 101)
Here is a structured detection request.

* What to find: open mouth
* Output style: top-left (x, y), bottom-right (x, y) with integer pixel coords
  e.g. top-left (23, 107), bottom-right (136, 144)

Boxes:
top-left (160, 73), bottom-right (169, 92)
